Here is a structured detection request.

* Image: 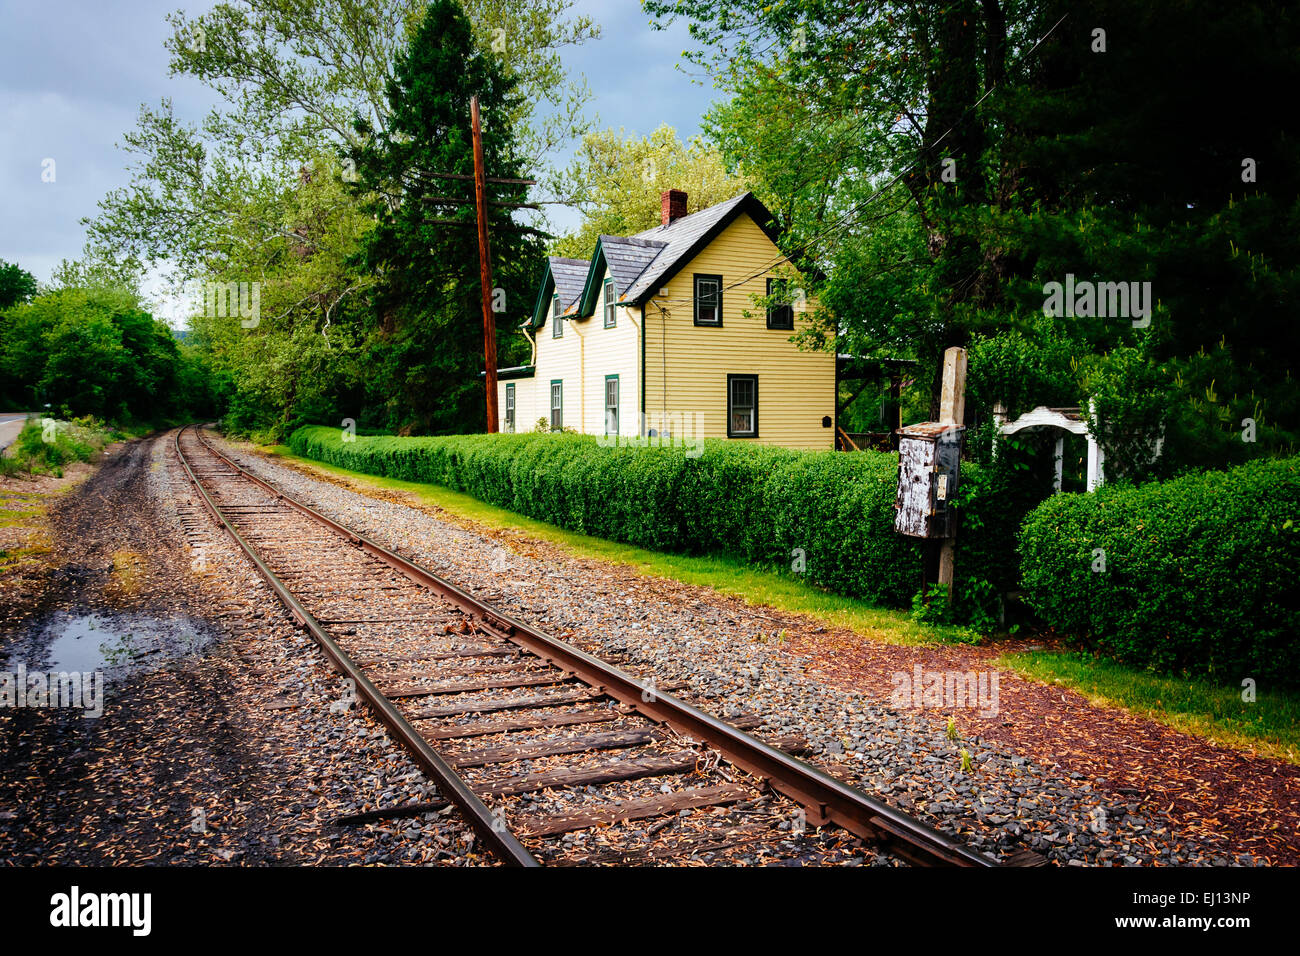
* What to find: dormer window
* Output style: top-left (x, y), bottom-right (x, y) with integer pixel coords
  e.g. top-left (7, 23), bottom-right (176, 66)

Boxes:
top-left (552, 293), bottom-right (563, 338)
top-left (603, 277), bottom-right (616, 328)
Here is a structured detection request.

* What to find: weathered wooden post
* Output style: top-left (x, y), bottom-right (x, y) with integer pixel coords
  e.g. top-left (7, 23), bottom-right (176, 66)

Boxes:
top-left (936, 348), bottom-right (966, 592)
top-left (894, 347), bottom-right (967, 599)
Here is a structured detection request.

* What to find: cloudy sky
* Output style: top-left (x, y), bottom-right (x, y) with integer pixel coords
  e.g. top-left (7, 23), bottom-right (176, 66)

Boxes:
top-left (0, 0), bottom-right (716, 304)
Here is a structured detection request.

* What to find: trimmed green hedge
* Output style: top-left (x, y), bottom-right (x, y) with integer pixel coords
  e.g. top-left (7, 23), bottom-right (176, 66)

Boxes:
top-left (1019, 456), bottom-right (1300, 686)
top-left (290, 426), bottom-right (1297, 677)
top-left (289, 427), bottom-right (1002, 609)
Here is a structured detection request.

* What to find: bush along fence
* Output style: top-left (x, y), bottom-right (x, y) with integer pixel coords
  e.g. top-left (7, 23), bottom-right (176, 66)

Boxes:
top-left (288, 426), bottom-right (1045, 626)
top-left (1019, 455), bottom-right (1300, 687)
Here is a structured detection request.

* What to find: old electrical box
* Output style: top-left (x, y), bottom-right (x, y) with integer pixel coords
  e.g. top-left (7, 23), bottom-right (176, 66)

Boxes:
top-left (895, 422), bottom-right (965, 538)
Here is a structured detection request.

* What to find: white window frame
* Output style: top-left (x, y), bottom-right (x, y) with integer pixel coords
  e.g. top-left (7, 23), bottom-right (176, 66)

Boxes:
top-left (603, 277), bottom-right (616, 328)
top-left (604, 375), bottom-right (619, 436)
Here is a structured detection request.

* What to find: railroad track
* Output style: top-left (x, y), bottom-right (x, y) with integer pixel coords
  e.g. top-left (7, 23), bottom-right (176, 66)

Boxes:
top-left (174, 424), bottom-right (1024, 867)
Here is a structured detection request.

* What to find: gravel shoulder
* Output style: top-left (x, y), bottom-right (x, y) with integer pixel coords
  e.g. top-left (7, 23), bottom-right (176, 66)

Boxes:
top-left (223, 434), bottom-right (1293, 866)
top-left (0, 414), bottom-right (31, 455)
top-left (0, 432), bottom-right (489, 866)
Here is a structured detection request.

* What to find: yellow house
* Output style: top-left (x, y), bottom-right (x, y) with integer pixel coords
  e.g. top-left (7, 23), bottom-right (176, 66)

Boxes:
top-left (496, 190), bottom-right (835, 450)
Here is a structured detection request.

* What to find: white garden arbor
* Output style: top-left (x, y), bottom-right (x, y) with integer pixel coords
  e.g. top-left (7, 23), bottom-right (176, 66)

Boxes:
top-left (992, 402), bottom-right (1105, 492)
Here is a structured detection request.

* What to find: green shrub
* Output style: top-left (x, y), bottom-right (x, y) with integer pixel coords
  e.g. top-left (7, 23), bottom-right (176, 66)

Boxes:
top-left (292, 427), bottom-right (939, 603)
top-left (6, 419), bottom-right (100, 475)
top-left (288, 427), bottom-right (1058, 628)
top-left (1019, 456), bottom-right (1300, 685)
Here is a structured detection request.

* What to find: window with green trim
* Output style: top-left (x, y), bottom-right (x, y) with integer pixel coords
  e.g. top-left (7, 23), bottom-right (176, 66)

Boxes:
top-left (604, 375), bottom-right (619, 436)
top-left (603, 277), bottom-right (616, 328)
top-left (550, 380), bottom-right (563, 430)
top-left (504, 383), bottom-right (516, 433)
top-left (552, 294), bottom-right (563, 337)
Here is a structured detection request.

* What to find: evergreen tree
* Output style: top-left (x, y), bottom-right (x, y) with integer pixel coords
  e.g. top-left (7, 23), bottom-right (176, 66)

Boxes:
top-left (352, 0), bottom-right (542, 433)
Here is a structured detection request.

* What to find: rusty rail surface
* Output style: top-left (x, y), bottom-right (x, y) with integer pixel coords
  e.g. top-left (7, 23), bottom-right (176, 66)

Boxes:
top-left (175, 424), bottom-right (1007, 867)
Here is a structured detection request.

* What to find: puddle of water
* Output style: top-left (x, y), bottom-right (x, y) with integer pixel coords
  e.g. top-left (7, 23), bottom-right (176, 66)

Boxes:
top-left (4, 612), bottom-right (217, 678)
top-left (41, 616), bottom-right (123, 672)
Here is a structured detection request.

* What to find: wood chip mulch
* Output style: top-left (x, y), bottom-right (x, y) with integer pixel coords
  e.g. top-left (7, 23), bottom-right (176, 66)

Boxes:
top-left (778, 629), bottom-right (1300, 866)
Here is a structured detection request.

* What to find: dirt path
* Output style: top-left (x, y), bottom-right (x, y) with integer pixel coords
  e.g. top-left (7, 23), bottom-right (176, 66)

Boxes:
top-left (0, 433), bottom-right (482, 866)
top-left (780, 632), bottom-right (1300, 865)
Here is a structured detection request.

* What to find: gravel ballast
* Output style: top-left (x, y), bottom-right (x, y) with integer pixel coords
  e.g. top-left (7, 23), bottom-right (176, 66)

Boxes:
top-left (217, 432), bottom-right (1261, 867)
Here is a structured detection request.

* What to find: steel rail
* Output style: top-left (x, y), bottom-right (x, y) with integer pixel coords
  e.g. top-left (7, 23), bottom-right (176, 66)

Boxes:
top-left (184, 426), bottom-right (1009, 867)
top-left (174, 425), bottom-right (540, 867)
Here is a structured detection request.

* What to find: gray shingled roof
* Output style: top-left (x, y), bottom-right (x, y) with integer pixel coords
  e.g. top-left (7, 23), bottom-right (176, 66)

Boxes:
top-left (549, 256), bottom-right (589, 310)
top-left (599, 235), bottom-right (666, 295)
top-left (619, 192), bottom-right (753, 302)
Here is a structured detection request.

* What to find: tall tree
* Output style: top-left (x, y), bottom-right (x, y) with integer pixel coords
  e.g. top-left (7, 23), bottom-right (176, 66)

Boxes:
top-left (351, 0), bottom-right (542, 433)
top-left (82, 0), bottom-right (600, 437)
top-left (0, 261), bottom-right (38, 311)
top-left (651, 0), bottom-right (1300, 470)
top-left (90, 0), bottom-right (599, 283)
top-left (653, 0), bottom-right (1042, 408)
top-left (551, 125), bottom-right (750, 258)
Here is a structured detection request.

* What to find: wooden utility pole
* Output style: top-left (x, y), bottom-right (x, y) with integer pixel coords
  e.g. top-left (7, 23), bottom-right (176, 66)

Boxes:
top-left (471, 95), bottom-right (499, 434)
top-left (936, 347), bottom-right (968, 593)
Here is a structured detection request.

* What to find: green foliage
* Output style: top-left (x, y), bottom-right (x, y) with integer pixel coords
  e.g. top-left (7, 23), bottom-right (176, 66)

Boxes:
top-left (0, 260), bottom-right (37, 311)
top-left (1078, 345), bottom-right (1173, 483)
top-left (289, 425), bottom-right (1041, 629)
top-left (951, 442), bottom-right (1058, 628)
top-left (0, 285), bottom-right (216, 423)
top-left (550, 124), bottom-right (750, 259)
top-left (5, 419), bottom-right (105, 476)
top-left (651, 0), bottom-right (1300, 469)
top-left (349, 0), bottom-right (542, 433)
top-left (86, 0), bottom-right (599, 437)
top-left (966, 323), bottom-right (1080, 423)
top-left (1019, 456), bottom-right (1300, 686)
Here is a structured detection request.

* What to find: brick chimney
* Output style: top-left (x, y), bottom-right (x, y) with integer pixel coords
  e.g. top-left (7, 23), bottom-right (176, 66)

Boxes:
top-left (661, 189), bottom-right (688, 226)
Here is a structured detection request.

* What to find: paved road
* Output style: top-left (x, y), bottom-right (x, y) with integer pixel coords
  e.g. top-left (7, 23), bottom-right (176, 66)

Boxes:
top-left (0, 412), bottom-right (34, 454)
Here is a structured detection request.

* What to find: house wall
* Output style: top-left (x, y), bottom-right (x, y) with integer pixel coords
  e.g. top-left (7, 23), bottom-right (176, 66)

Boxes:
top-left (642, 212), bottom-right (836, 450)
top-left (576, 274), bottom-right (640, 438)
top-left (531, 299), bottom-right (583, 431)
top-left (511, 266), bottom-right (639, 436)
top-left (496, 376), bottom-right (536, 433)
